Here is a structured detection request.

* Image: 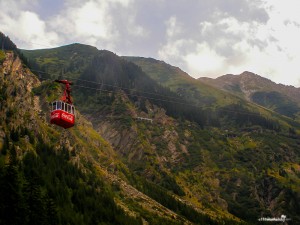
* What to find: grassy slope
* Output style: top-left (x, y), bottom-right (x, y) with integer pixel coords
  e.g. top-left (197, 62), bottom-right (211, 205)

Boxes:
top-left (123, 56), bottom-right (236, 107)
top-left (22, 46), bottom-right (251, 222)
top-left (19, 45), bottom-right (300, 223)
top-left (1, 51), bottom-right (216, 225)
top-left (21, 43), bottom-right (99, 80)
top-left (123, 56), bottom-right (300, 131)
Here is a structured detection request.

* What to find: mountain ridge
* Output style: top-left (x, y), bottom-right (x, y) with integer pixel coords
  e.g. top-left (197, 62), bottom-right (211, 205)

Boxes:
top-left (1, 36), bottom-right (300, 224)
top-left (1, 35), bottom-right (246, 224)
top-left (1, 49), bottom-right (212, 225)
top-left (200, 71), bottom-right (300, 97)
top-left (198, 71), bottom-right (300, 120)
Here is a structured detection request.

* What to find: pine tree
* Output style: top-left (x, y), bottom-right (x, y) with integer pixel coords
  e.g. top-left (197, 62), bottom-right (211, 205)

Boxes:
top-left (0, 147), bottom-right (25, 225)
top-left (23, 173), bottom-right (46, 225)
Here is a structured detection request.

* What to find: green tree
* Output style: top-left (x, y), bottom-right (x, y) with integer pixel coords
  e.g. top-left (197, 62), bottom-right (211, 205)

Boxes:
top-left (0, 148), bottom-right (25, 225)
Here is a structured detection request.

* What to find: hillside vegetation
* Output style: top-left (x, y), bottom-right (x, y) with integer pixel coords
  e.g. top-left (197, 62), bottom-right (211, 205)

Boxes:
top-left (199, 71), bottom-right (300, 122)
top-left (1, 39), bottom-right (247, 225)
top-left (0, 41), bottom-right (297, 224)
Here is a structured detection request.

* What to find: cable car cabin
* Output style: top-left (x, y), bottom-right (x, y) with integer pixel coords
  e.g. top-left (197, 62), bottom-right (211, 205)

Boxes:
top-left (50, 101), bottom-right (75, 129)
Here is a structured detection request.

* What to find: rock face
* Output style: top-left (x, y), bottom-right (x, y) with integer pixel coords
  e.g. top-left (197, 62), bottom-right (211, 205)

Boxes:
top-left (199, 71), bottom-right (300, 119)
top-left (87, 96), bottom-right (186, 166)
top-left (0, 52), bottom-right (40, 130)
top-left (200, 71), bottom-right (300, 100)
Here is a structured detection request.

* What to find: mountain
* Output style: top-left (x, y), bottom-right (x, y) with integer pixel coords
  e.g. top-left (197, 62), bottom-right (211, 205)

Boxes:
top-left (0, 50), bottom-right (149, 225)
top-left (123, 56), bottom-right (238, 108)
top-left (124, 57), bottom-right (300, 130)
top-left (198, 71), bottom-right (300, 121)
top-left (1, 44), bottom-right (230, 225)
top-left (2, 39), bottom-right (299, 224)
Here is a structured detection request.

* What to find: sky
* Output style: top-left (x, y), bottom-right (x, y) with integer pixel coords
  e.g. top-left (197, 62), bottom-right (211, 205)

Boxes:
top-left (1, 0), bottom-right (300, 87)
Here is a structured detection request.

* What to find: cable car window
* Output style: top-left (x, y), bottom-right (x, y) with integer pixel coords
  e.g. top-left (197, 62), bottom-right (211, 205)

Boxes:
top-left (52, 102), bottom-right (57, 111)
top-left (57, 101), bottom-right (61, 110)
top-left (68, 105), bottom-right (71, 113)
top-left (62, 102), bottom-right (65, 111)
top-left (71, 106), bottom-right (74, 114)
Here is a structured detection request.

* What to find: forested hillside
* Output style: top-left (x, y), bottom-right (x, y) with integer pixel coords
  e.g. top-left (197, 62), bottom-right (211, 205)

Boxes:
top-left (1, 35), bottom-right (247, 225)
top-left (0, 36), bottom-right (299, 224)
top-left (0, 49), bottom-right (145, 225)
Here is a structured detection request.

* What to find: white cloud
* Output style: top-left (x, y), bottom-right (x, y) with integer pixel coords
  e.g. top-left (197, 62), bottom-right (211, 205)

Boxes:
top-left (241, 1), bottom-right (300, 86)
top-left (158, 42), bottom-right (175, 58)
top-left (158, 39), bottom-right (188, 69)
top-left (49, 0), bottom-right (145, 51)
top-left (225, 16), bottom-right (300, 86)
top-left (73, 2), bottom-right (114, 39)
top-left (219, 17), bottom-right (259, 38)
top-left (165, 16), bottom-right (182, 38)
top-left (19, 12), bottom-right (59, 46)
top-left (110, 0), bottom-right (132, 6)
top-left (185, 43), bottom-right (226, 77)
top-left (159, 39), bottom-right (226, 77)
top-left (126, 10), bottom-right (149, 38)
top-left (159, 1), bottom-right (300, 86)
top-left (199, 21), bottom-right (213, 36)
top-left (0, 1), bottom-right (59, 49)
top-left (50, 1), bottom-right (117, 47)
top-left (0, 0), bottom-right (140, 50)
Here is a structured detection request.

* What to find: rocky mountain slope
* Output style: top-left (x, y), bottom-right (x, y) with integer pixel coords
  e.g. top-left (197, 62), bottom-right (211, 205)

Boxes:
top-left (2, 37), bottom-right (299, 224)
top-left (0, 34), bottom-right (245, 225)
top-left (199, 71), bottom-right (300, 120)
top-left (0, 52), bottom-right (219, 225)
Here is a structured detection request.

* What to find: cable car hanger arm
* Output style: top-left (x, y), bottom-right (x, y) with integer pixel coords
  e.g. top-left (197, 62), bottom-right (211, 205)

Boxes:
top-left (55, 79), bottom-right (73, 104)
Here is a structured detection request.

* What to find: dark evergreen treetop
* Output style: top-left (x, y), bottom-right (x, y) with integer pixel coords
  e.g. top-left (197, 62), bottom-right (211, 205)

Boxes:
top-left (0, 32), bottom-right (17, 51)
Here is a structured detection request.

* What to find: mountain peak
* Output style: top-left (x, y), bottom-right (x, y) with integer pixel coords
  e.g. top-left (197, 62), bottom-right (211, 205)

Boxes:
top-left (199, 71), bottom-right (300, 119)
top-left (217, 71), bottom-right (267, 82)
top-left (239, 71), bottom-right (274, 83)
top-left (240, 71), bottom-right (256, 76)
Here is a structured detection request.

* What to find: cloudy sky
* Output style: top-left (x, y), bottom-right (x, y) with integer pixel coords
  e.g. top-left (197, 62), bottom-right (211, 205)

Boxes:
top-left (1, 0), bottom-right (300, 87)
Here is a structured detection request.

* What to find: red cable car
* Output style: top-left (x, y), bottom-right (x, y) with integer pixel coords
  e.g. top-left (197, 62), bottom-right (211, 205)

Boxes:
top-left (50, 80), bottom-right (75, 129)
